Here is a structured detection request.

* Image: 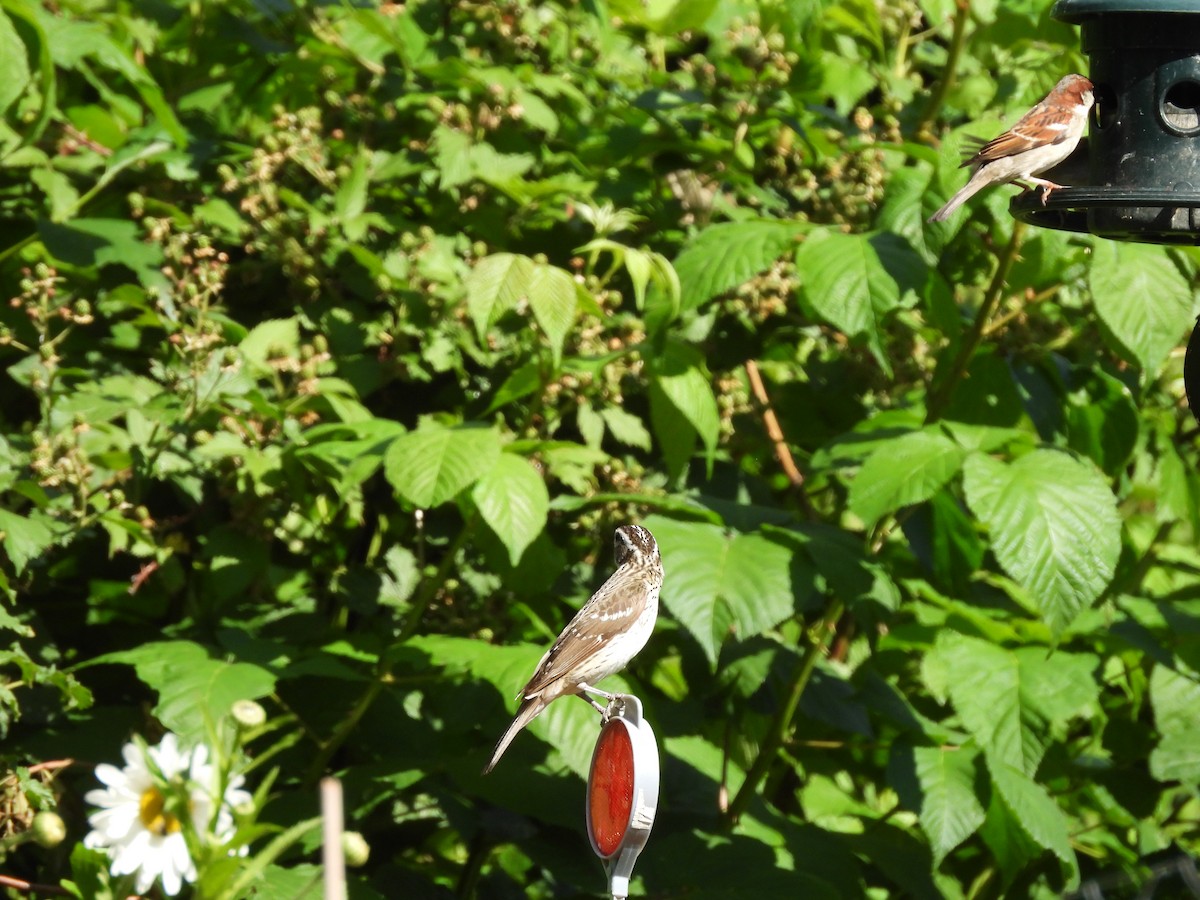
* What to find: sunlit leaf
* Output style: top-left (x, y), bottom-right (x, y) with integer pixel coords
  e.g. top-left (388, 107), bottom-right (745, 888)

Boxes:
top-left (384, 422), bottom-right (501, 507)
top-left (472, 453), bottom-right (549, 565)
top-left (963, 450), bottom-right (1120, 632)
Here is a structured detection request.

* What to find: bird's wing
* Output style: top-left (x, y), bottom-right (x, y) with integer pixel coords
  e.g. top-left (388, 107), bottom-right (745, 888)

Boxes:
top-left (964, 103), bottom-right (1074, 167)
top-left (520, 569), bottom-right (647, 697)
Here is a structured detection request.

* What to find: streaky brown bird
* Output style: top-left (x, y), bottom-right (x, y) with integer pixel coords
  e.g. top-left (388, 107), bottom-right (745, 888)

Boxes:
top-left (482, 525), bottom-right (662, 774)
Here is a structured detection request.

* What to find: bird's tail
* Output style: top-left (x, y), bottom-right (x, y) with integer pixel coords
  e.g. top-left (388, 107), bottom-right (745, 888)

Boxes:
top-left (928, 176), bottom-right (985, 223)
top-left (482, 695), bottom-right (546, 774)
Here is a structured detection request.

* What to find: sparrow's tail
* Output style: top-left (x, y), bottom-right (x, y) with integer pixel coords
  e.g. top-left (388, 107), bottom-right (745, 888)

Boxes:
top-left (482, 694), bottom-right (546, 774)
top-left (928, 175), bottom-right (986, 223)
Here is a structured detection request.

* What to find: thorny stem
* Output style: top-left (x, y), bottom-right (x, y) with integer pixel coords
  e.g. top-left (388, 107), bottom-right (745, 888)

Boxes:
top-left (722, 597), bottom-right (845, 826)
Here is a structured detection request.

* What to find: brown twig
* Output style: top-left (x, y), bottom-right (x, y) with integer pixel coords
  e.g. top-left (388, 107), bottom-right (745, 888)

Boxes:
top-left (129, 561), bottom-right (158, 595)
top-left (26, 759), bottom-right (74, 775)
top-left (744, 360), bottom-right (815, 518)
top-left (0, 874), bottom-right (71, 896)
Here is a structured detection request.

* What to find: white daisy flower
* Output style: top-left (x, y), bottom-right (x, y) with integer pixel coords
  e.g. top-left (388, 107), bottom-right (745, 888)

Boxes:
top-left (84, 733), bottom-right (252, 896)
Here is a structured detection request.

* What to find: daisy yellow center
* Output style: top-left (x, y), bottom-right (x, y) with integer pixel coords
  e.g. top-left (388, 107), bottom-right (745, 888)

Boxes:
top-left (138, 787), bottom-right (182, 836)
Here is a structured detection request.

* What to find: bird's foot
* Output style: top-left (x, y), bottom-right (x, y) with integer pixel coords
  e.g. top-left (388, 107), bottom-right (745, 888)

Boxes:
top-left (1027, 177), bottom-right (1065, 206)
top-left (601, 694), bottom-right (628, 723)
top-left (578, 682), bottom-right (617, 715)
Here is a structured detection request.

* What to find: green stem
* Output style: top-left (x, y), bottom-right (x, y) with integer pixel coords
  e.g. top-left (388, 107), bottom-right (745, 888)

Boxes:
top-left (916, 0), bottom-right (970, 140)
top-left (925, 221), bottom-right (1026, 423)
top-left (397, 512), bottom-right (475, 644)
top-left (302, 515), bottom-right (474, 785)
top-left (722, 597), bottom-right (845, 827)
top-left (455, 834), bottom-right (490, 900)
top-left (303, 660), bottom-right (390, 787)
top-left (213, 816), bottom-right (323, 900)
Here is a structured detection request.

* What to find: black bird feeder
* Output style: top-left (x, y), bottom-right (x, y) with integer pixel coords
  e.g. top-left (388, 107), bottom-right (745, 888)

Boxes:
top-left (1007, 0), bottom-right (1200, 415)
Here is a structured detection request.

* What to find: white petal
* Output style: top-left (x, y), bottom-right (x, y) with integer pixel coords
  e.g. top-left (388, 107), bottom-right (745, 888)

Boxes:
top-left (158, 838), bottom-right (188, 896)
top-left (93, 763), bottom-right (128, 788)
top-left (88, 804), bottom-right (139, 842)
top-left (121, 742), bottom-right (143, 770)
top-left (110, 829), bottom-right (152, 876)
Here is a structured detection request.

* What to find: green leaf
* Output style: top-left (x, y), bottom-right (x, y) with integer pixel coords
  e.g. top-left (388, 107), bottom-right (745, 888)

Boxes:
top-left (87, 641), bottom-right (275, 743)
top-left (38, 218), bottom-right (165, 287)
top-left (240, 317), bottom-right (300, 375)
top-left (334, 149), bottom-right (370, 223)
top-left (465, 253), bottom-right (535, 340)
top-left (925, 632), bottom-right (1043, 775)
top-left (797, 229), bottom-right (910, 369)
top-left (472, 453), bottom-right (549, 565)
top-left (642, 516), bottom-right (807, 663)
top-left (1149, 665), bottom-right (1200, 781)
top-left (576, 400), bottom-right (605, 449)
top-left (0, 9), bottom-right (31, 117)
top-left (649, 341), bottom-right (720, 467)
top-left (990, 763), bottom-right (1077, 884)
top-left (0, 509), bottom-right (54, 574)
top-left (1065, 370), bottom-right (1138, 476)
top-left (1149, 728), bottom-right (1200, 782)
top-left (978, 784), bottom-right (1045, 887)
top-left (925, 632), bottom-right (1099, 776)
top-left (1150, 664), bottom-right (1200, 735)
top-left (527, 263), bottom-right (578, 365)
top-left (1090, 242), bottom-right (1196, 372)
top-left (384, 422), bottom-right (501, 508)
top-left (647, 381), bottom-right (696, 481)
top-left (600, 405), bottom-right (652, 451)
top-left (486, 361), bottom-right (543, 413)
top-left (904, 743), bottom-right (986, 864)
top-left (848, 428), bottom-right (966, 524)
top-left (962, 450), bottom-right (1120, 632)
top-left (673, 220), bottom-right (802, 311)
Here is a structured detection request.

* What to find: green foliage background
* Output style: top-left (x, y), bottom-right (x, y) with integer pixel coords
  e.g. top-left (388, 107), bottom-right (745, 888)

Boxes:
top-left (2, 0), bottom-right (1200, 896)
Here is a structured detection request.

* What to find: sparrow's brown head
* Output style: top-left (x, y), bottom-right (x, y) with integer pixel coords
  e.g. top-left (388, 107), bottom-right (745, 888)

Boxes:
top-left (614, 525), bottom-right (660, 568)
top-left (1055, 73), bottom-right (1095, 109)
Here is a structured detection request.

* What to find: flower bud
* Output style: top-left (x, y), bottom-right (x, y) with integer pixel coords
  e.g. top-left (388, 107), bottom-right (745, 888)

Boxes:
top-left (342, 831), bottom-right (370, 867)
top-left (231, 699), bottom-right (266, 729)
top-left (31, 811), bottom-right (67, 848)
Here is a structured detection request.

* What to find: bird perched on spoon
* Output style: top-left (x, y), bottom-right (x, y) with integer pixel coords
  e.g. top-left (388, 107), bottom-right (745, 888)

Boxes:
top-left (482, 525), bottom-right (662, 774)
top-left (929, 73), bottom-right (1095, 223)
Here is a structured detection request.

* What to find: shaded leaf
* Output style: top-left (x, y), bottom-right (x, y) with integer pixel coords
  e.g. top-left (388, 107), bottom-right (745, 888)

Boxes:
top-left (797, 229), bottom-right (911, 370)
top-left (990, 762), bottom-right (1077, 883)
top-left (650, 340), bottom-right (719, 466)
top-left (88, 641), bottom-right (276, 743)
